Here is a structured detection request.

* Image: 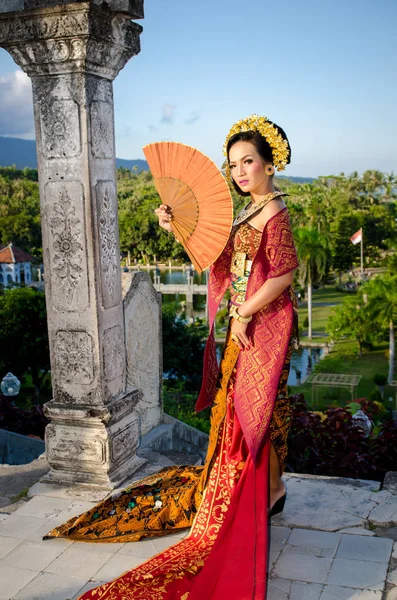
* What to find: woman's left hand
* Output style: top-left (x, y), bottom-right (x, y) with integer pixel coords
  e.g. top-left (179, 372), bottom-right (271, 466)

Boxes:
top-left (230, 319), bottom-right (250, 350)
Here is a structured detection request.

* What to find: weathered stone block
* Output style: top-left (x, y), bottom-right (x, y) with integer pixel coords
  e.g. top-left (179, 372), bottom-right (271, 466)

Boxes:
top-left (44, 389), bottom-right (146, 487)
top-left (124, 273), bottom-right (163, 436)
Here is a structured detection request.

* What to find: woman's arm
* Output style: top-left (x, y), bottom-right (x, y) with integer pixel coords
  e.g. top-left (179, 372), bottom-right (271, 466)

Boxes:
top-left (230, 270), bottom-right (295, 350)
top-left (238, 269), bottom-right (295, 319)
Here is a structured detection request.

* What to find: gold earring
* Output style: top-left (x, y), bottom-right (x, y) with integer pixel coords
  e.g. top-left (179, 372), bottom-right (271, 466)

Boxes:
top-left (265, 164), bottom-right (275, 175)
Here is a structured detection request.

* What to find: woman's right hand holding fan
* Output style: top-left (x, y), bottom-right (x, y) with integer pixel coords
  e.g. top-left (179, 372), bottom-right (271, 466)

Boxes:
top-left (154, 204), bottom-right (173, 232)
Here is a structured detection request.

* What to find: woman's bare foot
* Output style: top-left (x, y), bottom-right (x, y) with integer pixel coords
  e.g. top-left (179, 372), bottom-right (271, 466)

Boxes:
top-left (269, 481), bottom-right (286, 511)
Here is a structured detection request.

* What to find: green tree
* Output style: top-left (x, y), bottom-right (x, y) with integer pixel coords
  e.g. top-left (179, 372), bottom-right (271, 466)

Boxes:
top-left (295, 227), bottom-right (330, 339)
top-left (363, 275), bottom-right (397, 383)
top-left (117, 170), bottom-right (188, 263)
top-left (0, 173), bottom-right (42, 255)
top-left (0, 288), bottom-right (50, 401)
top-left (327, 294), bottom-right (375, 356)
top-left (162, 303), bottom-right (207, 391)
top-left (331, 214), bottom-right (358, 283)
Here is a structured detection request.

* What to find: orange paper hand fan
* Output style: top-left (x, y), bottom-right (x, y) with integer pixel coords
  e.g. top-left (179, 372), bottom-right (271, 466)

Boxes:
top-left (143, 142), bottom-right (233, 272)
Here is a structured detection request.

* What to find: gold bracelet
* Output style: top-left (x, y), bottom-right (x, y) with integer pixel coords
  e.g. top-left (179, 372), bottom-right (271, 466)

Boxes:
top-left (229, 304), bottom-right (252, 323)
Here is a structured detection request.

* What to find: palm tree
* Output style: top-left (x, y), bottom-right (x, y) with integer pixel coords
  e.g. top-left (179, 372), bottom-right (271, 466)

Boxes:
top-left (295, 227), bottom-right (330, 339)
top-left (364, 275), bottom-right (397, 383)
top-left (383, 172), bottom-right (397, 203)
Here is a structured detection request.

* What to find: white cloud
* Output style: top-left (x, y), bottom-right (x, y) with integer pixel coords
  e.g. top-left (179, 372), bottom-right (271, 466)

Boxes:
top-left (184, 111), bottom-right (200, 125)
top-left (160, 103), bottom-right (176, 124)
top-left (0, 70), bottom-right (34, 138)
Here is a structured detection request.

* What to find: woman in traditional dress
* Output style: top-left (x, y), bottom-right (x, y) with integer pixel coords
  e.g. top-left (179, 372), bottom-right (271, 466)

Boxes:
top-left (45, 114), bottom-right (299, 599)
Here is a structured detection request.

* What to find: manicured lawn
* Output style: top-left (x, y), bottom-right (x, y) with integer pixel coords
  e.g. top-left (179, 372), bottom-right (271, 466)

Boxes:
top-left (298, 285), bottom-right (349, 339)
top-left (300, 286), bottom-right (349, 305)
top-left (298, 303), bottom-right (334, 336)
top-left (293, 284), bottom-right (394, 412)
top-left (290, 339), bottom-right (395, 411)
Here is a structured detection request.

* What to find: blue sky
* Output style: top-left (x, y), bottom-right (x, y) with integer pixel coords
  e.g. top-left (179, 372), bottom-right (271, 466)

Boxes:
top-left (0, 0), bottom-right (396, 177)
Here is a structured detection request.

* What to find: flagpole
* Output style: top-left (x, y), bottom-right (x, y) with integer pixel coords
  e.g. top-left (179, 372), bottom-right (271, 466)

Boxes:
top-left (360, 227), bottom-right (364, 275)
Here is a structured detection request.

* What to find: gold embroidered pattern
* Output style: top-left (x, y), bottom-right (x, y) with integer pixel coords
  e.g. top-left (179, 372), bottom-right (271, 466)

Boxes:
top-left (264, 208), bottom-right (299, 278)
top-left (230, 222), bottom-right (262, 305)
top-left (232, 191), bottom-right (287, 227)
top-left (77, 337), bottom-right (244, 599)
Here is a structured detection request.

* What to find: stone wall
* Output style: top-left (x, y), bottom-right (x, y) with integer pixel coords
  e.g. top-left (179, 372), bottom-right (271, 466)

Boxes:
top-left (123, 272), bottom-right (163, 437)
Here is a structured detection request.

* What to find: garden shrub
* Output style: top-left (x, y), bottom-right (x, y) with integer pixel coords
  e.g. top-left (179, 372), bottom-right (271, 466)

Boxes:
top-left (373, 373), bottom-right (387, 386)
top-left (368, 389), bottom-right (383, 402)
top-left (163, 381), bottom-right (210, 434)
top-left (0, 394), bottom-right (48, 439)
top-left (287, 394), bottom-right (397, 481)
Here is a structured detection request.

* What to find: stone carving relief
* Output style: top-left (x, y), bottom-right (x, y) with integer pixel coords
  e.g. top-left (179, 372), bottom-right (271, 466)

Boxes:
top-left (41, 98), bottom-right (81, 158)
top-left (96, 181), bottom-right (121, 308)
top-left (0, 10), bottom-right (142, 79)
top-left (103, 325), bottom-right (124, 383)
top-left (111, 15), bottom-right (129, 45)
top-left (46, 424), bottom-right (105, 464)
top-left (45, 182), bottom-right (88, 310)
top-left (112, 425), bottom-right (138, 462)
top-left (124, 276), bottom-right (162, 410)
top-left (90, 101), bottom-right (114, 159)
top-left (54, 330), bottom-right (94, 385)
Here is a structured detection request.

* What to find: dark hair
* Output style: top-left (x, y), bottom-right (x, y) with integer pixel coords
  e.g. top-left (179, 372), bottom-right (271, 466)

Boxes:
top-left (226, 123), bottom-right (291, 197)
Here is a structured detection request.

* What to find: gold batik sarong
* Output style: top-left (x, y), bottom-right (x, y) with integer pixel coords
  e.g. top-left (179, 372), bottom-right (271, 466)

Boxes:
top-left (44, 327), bottom-right (293, 545)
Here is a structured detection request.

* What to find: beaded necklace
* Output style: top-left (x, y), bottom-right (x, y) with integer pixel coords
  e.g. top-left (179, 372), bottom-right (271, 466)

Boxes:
top-left (232, 190), bottom-right (288, 227)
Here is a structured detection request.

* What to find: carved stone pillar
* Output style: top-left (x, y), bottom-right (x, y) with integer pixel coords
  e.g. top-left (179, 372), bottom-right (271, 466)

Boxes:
top-left (0, 1), bottom-right (146, 487)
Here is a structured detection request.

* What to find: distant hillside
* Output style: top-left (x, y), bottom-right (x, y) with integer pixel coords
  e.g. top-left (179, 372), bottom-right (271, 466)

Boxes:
top-left (115, 157), bottom-right (149, 171)
top-left (0, 138), bottom-right (38, 170)
top-left (0, 137), bottom-right (149, 171)
top-left (0, 136), bottom-right (314, 183)
top-left (277, 175), bottom-right (315, 184)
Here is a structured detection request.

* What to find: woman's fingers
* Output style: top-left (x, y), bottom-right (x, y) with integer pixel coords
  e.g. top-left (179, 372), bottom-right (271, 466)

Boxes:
top-left (232, 335), bottom-right (243, 350)
top-left (155, 205), bottom-right (173, 232)
top-left (239, 331), bottom-right (251, 349)
top-left (230, 321), bottom-right (251, 350)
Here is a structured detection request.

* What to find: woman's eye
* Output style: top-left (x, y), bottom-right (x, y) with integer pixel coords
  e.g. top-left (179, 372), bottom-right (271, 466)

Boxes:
top-left (229, 164), bottom-right (236, 169)
top-left (245, 159), bottom-right (253, 164)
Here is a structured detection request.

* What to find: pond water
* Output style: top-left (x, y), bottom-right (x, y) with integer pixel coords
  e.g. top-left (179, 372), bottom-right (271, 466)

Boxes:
top-left (146, 267), bottom-right (208, 319)
top-left (288, 346), bottom-right (325, 385)
top-left (150, 268), bottom-right (206, 285)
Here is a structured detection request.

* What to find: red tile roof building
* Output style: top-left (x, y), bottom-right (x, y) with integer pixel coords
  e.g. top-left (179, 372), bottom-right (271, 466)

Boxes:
top-left (0, 243), bottom-right (35, 265)
top-left (0, 243), bottom-right (34, 286)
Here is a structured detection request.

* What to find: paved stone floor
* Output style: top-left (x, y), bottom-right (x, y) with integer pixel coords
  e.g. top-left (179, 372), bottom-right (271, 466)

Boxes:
top-left (0, 463), bottom-right (396, 599)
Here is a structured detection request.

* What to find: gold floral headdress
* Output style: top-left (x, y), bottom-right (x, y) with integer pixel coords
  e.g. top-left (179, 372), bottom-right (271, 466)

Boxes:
top-left (223, 114), bottom-right (290, 183)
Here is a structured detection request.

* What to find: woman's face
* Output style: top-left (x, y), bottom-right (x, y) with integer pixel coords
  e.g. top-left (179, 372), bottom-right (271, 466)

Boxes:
top-left (228, 140), bottom-right (269, 194)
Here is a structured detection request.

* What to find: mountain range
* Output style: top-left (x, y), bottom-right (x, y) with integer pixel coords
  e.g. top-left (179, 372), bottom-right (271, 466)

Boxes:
top-left (0, 136), bottom-right (314, 183)
top-left (0, 137), bottom-right (149, 171)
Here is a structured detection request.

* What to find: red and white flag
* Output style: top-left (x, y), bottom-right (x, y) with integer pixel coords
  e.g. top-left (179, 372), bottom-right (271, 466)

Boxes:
top-left (350, 228), bottom-right (362, 245)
